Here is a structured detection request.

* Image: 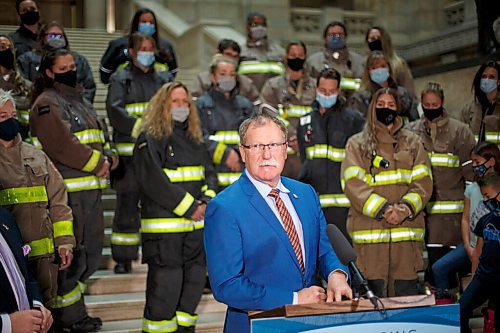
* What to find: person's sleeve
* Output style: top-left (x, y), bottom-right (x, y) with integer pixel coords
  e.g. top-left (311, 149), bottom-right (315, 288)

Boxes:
top-left (77, 54), bottom-right (96, 104)
top-left (312, 185), bottom-right (349, 281)
top-left (16, 53), bottom-right (31, 80)
top-left (1, 313), bottom-right (11, 333)
top-left (133, 135), bottom-right (198, 218)
top-left (44, 154), bottom-right (75, 249)
top-left (199, 143), bottom-right (218, 202)
top-left (30, 97), bottom-right (106, 174)
top-left (259, 79), bottom-right (278, 107)
top-left (106, 74), bottom-right (141, 138)
top-left (204, 200), bottom-right (295, 311)
top-left (347, 92), bottom-right (368, 117)
top-left (341, 139), bottom-right (390, 219)
top-left (99, 39), bottom-right (128, 84)
top-left (398, 138), bottom-right (433, 218)
top-left (459, 125), bottom-right (476, 182)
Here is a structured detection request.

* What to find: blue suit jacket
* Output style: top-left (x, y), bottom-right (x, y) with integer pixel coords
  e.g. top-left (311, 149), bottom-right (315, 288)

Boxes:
top-left (204, 172), bottom-right (348, 333)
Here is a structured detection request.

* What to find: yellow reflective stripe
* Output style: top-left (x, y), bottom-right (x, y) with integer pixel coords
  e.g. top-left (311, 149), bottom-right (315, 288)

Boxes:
top-left (163, 166), bottom-right (205, 183)
top-left (217, 172), bottom-right (241, 186)
top-left (193, 220), bottom-right (204, 230)
top-left (340, 78), bottom-right (361, 91)
top-left (305, 144), bottom-right (345, 162)
top-left (17, 109), bottom-right (30, 124)
top-left (319, 194), bottom-right (350, 208)
top-left (28, 238), bottom-right (55, 257)
top-left (74, 129), bottom-right (105, 145)
top-left (154, 62), bottom-right (169, 72)
top-left (485, 132), bottom-right (500, 144)
top-left (173, 192), bottom-right (195, 216)
top-left (115, 143), bottom-right (135, 156)
top-left (81, 149), bottom-right (101, 172)
top-left (208, 131), bottom-right (240, 145)
top-left (362, 193), bottom-right (386, 218)
top-left (426, 200), bottom-right (464, 214)
top-left (350, 227), bottom-right (425, 244)
top-left (343, 165), bottom-right (431, 187)
top-left (411, 164), bottom-right (432, 181)
top-left (140, 218), bottom-right (201, 233)
top-left (125, 102), bottom-right (148, 117)
top-left (204, 189), bottom-right (216, 198)
top-left (279, 104), bottom-right (313, 118)
top-left (131, 118), bottom-right (143, 139)
top-left (176, 311), bottom-right (198, 327)
top-left (237, 61), bottom-right (285, 75)
top-left (213, 142), bottom-right (227, 164)
top-left (111, 232), bottom-right (141, 245)
top-left (0, 186), bottom-right (48, 205)
top-left (428, 152), bottom-right (460, 168)
top-left (142, 317), bottom-right (177, 333)
top-left (401, 192), bottom-right (423, 214)
top-left (53, 283), bottom-right (82, 308)
top-left (64, 176), bottom-right (108, 192)
top-left (31, 137), bottom-right (43, 149)
top-left (53, 220), bottom-right (74, 238)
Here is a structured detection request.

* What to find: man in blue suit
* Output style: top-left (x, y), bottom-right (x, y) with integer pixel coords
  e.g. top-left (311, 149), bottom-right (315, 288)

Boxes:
top-left (204, 111), bottom-right (352, 333)
top-left (0, 207), bottom-right (53, 333)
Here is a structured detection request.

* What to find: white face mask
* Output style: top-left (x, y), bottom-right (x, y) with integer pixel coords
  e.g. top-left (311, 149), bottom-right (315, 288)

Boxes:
top-left (217, 75), bottom-right (236, 92)
top-left (171, 106), bottom-right (190, 123)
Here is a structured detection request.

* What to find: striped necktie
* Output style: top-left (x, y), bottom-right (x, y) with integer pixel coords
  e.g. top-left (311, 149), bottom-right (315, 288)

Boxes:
top-left (268, 188), bottom-right (304, 272)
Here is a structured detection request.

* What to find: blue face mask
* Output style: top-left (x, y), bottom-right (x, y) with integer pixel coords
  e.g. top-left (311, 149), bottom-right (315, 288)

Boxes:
top-left (484, 192), bottom-right (500, 214)
top-left (370, 68), bottom-right (390, 85)
top-left (138, 22), bottom-right (156, 36)
top-left (316, 92), bottom-right (337, 109)
top-left (480, 78), bottom-right (498, 94)
top-left (136, 51), bottom-right (155, 68)
top-left (472, 160), bottom-right (491, 178)
top-left (326, 36), bottom-right (346, 51)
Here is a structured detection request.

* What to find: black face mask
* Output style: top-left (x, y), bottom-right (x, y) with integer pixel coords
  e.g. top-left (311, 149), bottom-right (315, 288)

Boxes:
top-left (375, 107), bottom-right (397, 125)
top-left (368, 39), bottom-right (383, 51)
top-left (20, 10), bottom-right (40, 26)
top-left (0, 118), bottom-right (19, 141)
top-left (0, 49), bottom-right (14, 70)
top-left (287, 58), bottom-right (305, 72)
top-left (53, 70), bottom-right (77, 88)
top-left (422, 106), bottom-right (443, 121)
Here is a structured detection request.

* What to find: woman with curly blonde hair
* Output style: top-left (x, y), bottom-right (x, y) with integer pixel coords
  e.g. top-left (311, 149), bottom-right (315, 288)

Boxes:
top-left (133, 82), bottom-right (217, 333)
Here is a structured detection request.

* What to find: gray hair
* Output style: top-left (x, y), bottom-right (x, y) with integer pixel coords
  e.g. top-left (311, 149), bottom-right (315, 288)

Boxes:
top-left (0, 89), bottom-right (15, 109)
top-left (239, 110), bottom-right (288, 145)
top-left (209, 54), bottom-right (237, 74)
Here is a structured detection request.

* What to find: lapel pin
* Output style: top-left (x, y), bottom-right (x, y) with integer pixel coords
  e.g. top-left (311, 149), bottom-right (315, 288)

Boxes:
top-left (293, 193), bottom-right (299, 199)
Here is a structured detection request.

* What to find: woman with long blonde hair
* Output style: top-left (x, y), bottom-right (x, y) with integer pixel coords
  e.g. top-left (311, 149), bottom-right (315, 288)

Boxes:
top-left (133, 82), bottom-right (217, 333)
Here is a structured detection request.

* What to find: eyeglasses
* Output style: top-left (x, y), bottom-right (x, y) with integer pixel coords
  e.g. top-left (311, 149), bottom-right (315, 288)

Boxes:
top-left (47, 33), bottom-right (63, 40)
top-left (326, 33), bottom-right (345, 39)
top-left (241, 142), bottom-right (287, 153)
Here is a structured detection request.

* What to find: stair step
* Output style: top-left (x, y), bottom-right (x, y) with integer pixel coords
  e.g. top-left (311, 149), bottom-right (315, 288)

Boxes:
top-left (86, 293), bottom-right (227, 322)
top-left (87, 267), bottom-right (147, 295)
top-left (100, 313), bottom-right (225, 333)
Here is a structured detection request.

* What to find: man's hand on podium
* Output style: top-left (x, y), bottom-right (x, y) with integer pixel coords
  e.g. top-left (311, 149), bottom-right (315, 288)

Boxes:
top-left (326, 271), bottom-right (353, 302)
top-left (297, 286), bottom-right (327, 304)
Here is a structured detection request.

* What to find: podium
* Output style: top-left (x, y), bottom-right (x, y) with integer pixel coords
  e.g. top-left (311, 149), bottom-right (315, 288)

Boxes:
top-left (249, 295), bottom-right (460, 332)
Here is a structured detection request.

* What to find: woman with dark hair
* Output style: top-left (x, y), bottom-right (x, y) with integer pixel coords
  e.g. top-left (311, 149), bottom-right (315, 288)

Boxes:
top-left (460, 60), bottom-right (500, 143)
top-left (349, 51), bottom-right (418, 122)
top-left (9, 0), bottom-right (41, 57)
top-left (106, 32), bottom-right (172, 274)
top-left (341, 87), bottom-right (433, 298)
top-left (406, 82), bottom-right (476, 288)
top-left (99, 7), bottom-right (177, 84)
top-left (17, 21), bottom-right (96, 103)
top-left (0, 34), bottom-right (32, 139)
top-left (133, 82), bottom-right (217, 333)
top-left (365, 26), bottom-right (415, 96)
top-left (432, 141), bottom-right (500, 293)
top-left (30, 49), bottom-right (117, 332)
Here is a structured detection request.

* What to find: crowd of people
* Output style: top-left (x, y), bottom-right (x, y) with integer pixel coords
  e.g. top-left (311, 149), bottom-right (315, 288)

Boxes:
top-left (0, 0), bottom-right (499, 332)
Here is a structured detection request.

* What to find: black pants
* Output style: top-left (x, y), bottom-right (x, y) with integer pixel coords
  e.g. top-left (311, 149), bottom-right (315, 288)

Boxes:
top-left (143, 230), bottom-right (206, 329)
top-left (368, 278), bottom-right (420, 298)
top-left (111, 156), bottom-right (140, 262)
top-left (54, 190), bottom-right (104, 326)
top-left (324, 206), bottom-right (350, 243)
top-left (459, 274), bottom-right (500, 333)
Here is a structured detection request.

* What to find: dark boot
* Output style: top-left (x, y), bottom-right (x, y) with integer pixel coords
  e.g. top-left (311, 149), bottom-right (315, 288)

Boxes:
top-left (114, 261), bottom-right (132, 274)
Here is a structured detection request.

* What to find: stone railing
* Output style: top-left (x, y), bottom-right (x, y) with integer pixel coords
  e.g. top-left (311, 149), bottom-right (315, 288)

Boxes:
top-left (290, 7), bottom-right (322, 34)
top-left (444, 1), bottom-right (465, 27)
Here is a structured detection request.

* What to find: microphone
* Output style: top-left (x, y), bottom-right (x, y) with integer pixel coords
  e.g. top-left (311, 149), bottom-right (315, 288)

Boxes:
top-left (326, 224), bottom-right (379, 308)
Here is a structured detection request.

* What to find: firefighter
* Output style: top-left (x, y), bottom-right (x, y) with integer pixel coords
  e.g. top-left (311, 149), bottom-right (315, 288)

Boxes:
top-left (106, 32), bottom-right (172, 274)
top-left (0, 88), bottom-right (75, 309)
top-left (191, 39), bottom-right (259, 103)
top-left (133, 82), bottom-right (217, 333)
top-left (30, 49), bottom-right (118, 332)
top-left (238, 12), bottom-right (285, 92)
top-left (99, 7), bottom-right (177, 84)
top-left (341, 87), bottom-right (433, 297)
top-left (406, 82), bottom-right (476, 285)
top-left (460, 60), bottom-right (500, 144)
top-left (297, 68), bottom-right (364, 240)
top-left (196, 56), bottom-right (254, 190)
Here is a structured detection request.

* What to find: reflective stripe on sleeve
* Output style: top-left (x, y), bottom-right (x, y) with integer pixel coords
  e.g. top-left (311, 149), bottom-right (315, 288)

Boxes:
top-left (75, 129), bottom-right (105, 145)
top-left (217, 172), bottom-right (241, 187)
top-left (401, 192), bottom-right (423, 214)
top-left (163, 166), bottom-right (205, 183)
top-left (0, 186), bottom-right (48, 205)
top-left (125, 102), bottom-right (149, 117)
top-left (237, 61), bottom-right (285, 75)
top-left (339, 77), bottom-right (361, 91)
top-left (362, 193), bottom-right (386, 218)
top-left (319, 194), bottom-right (350, 208)
top-left (64, 176), bottom-right (108, 192)
top-left (208, 131), bottom-right (240, 145)
top-left (17, 109), bottom-right (30, 124)
top-left (28, 238), bottom-right (55, 257)
top-left (53, 220), bottom-right (74, 238)
top-left (305, 144), bottom-right (345, 162)
top-left (111, 232), bottom-right (141, 245)
top-left (173, 192), bottom-right (195, 216)
top-left (213, 142), bottom-right (227, 164)
top-left (140, 218), bottom-right (201, 233)
top-left (115, 143), bottom-right (135, 156)
top-left (426, 200), bottom-right (464, 214)
top-left (428, 152), bottom-right (460, 168)
top-left (278, 104), bottom-right (313, 118)
top-left (81, 149), bottom-right (102, 172)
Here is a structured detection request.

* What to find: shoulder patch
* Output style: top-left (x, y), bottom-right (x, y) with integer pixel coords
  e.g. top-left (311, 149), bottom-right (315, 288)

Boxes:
top-left (37, 105), bottom-right (51, 116)
top-left (300, 115), bottom-right (311, 126)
